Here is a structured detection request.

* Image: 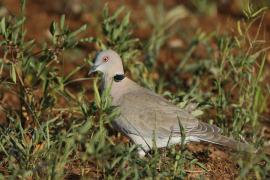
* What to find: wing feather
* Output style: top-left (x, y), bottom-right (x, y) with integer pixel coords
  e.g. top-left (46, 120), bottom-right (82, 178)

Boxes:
top-left (114, 88), bottom-right (199, 138)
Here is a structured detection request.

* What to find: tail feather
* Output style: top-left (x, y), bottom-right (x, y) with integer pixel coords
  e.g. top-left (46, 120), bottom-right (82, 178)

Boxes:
top-left (189, 122), bottom-right (256, 153)
top-left (199, 134), bottom-right (256, 153)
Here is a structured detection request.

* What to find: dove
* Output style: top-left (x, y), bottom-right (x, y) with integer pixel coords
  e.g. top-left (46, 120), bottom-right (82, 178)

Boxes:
top-left (89, 49), bottom-right (253, 156)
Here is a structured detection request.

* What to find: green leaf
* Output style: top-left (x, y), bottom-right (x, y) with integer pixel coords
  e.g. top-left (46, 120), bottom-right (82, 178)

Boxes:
top-left (11, 64), bottom-right (17, 83)
top-left (122, 12), bottom-right (130, 27)
top-left (24, 39), bottom-right (35, 50)
top-left (102, 3), bottom-right (109, 19)
top-left (20, 0), bottom-right (26, 13)
top-left (93, 78), bottom-right (101, 108)
top-left (196, 161), bottom-right (208, 171)
top-left (13, 17), bottom-right (26, 28)
top-left (251, 7), bottom-right (267, 18)
top-left (68, 24), bottom-right (87, 38)
top-left (60, 15), bottom-right (66, 31)
top-left (49, 21), bottom-right (57, 35)
top-left (63, 66), bottom-right (82, 83)
top-left (79, 119), bottom-right (93, 135)
top-left (110, 6), bottom-right (125, 20)
top-left (0, 60), bottom-right (4, 76)
top-left (80, 37), bottom-right (96, 43)
top-left (0, 17), bottom-right (6, 36)
top-left (191, 109), bottom-right (204, 117)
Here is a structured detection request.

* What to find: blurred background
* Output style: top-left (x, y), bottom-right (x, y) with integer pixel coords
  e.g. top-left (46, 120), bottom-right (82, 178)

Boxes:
top-left (1, 0), bottom-right (270, 89)
top-left (1, 1), bottom-right (270, 40)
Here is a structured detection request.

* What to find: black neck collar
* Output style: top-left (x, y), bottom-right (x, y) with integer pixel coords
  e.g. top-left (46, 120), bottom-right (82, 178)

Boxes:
top-left (113, 74), bottom-right (125, 82)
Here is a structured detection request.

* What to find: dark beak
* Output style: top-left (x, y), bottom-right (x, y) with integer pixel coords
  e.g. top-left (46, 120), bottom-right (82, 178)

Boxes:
top-left (88, 65), bottom-right (98, 75)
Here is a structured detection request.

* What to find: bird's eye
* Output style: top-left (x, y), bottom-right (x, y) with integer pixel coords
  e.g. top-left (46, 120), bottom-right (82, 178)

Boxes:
top-left (103, 56), bottom-right (109, 62)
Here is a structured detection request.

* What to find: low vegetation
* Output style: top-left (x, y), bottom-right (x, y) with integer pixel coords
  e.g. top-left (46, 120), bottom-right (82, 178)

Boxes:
top-left (0, 0), bottom-right (269, 179)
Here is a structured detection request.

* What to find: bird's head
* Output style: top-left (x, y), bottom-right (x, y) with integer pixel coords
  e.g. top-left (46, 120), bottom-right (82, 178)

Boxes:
top-left (89, 50), bottom-right (124, 78)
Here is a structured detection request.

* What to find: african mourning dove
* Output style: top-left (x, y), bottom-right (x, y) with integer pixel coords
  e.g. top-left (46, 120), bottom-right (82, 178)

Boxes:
top-left (89, 49), bottom-right (253, 156)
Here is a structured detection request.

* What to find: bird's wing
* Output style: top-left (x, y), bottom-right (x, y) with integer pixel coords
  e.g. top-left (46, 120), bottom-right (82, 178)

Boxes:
top-left (114, 87), bottom-right (204, 138)
top-left (114, 86), bottom-right (255, 152)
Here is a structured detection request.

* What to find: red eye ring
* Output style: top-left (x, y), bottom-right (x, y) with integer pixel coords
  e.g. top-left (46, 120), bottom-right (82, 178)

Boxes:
top-left (103, 56), bottom-right (109, 62)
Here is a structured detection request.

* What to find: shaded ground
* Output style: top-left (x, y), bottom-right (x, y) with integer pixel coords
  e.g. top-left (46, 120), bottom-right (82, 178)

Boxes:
top-left (1, 0), bottom-right (270, 179)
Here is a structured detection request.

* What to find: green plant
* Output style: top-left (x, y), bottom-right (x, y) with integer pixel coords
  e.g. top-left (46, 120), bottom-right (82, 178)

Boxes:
top-left (0, 0), bottom-right (269, 179)
top-left (144, 1), bottom-right (189, 69)
top-left (0, 0), bottom-right (92, 178)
